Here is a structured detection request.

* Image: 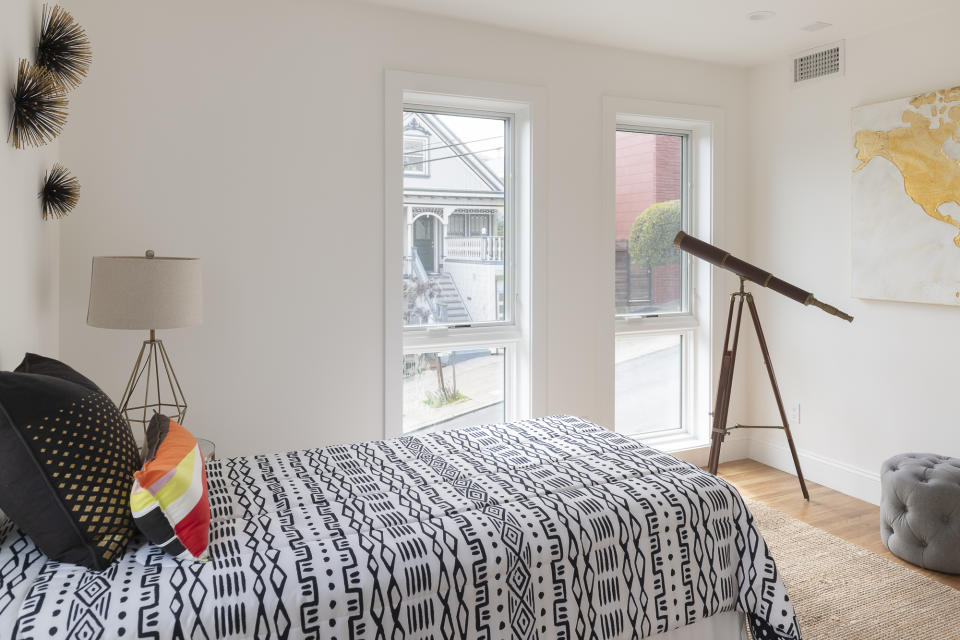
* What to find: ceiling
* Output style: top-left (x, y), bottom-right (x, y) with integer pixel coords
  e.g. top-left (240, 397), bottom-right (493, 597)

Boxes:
top-left (348, 0), bottom-right (954, 66)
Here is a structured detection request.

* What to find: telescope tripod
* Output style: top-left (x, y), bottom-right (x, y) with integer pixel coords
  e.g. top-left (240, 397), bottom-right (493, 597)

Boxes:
top-left (707, 278), bottom-right (809, 500)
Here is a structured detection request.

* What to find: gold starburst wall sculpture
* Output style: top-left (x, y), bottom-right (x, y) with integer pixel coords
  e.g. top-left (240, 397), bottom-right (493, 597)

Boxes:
top-left (8, 58), bottom-right (68, 149)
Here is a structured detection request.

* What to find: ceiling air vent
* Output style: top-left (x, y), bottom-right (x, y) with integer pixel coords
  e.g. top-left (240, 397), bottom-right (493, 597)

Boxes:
top-left (792, 41), bottom-right (844, 84)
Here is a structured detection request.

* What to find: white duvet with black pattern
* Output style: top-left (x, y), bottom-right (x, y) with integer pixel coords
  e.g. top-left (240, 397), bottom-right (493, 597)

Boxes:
top-left (0, 415), bottom-right (799, 640)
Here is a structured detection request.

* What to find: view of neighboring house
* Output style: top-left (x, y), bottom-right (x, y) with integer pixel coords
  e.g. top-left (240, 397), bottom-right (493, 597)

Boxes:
top-left (402, 111), bottom-right (506, 327)
top-left (401, 110), bottom-right (507, 432)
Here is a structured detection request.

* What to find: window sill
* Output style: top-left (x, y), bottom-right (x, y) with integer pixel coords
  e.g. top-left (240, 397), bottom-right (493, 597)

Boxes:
top-left (626, 430), bottom-right (710, 454)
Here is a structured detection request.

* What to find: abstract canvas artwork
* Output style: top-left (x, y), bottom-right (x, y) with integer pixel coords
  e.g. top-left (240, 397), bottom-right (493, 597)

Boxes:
top-left (851, 86), bottom-right (960, 306)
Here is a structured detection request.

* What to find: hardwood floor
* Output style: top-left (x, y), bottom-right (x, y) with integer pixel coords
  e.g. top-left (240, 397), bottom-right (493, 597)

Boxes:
top-left (717, 459), bottom-right (960, 590)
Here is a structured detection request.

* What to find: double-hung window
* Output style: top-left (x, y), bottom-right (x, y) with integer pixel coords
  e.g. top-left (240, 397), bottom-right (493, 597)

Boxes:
top-left (609, 102), bottom-right (718, 445)
top-left (403, 135), bottom-right (429, 176)
top-left (385, 73), bottom-right (543, 438)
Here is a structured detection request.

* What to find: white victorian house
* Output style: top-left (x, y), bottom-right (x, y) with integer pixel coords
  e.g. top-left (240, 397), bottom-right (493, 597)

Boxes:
top-left (402, 112), bottom-right (505, 325)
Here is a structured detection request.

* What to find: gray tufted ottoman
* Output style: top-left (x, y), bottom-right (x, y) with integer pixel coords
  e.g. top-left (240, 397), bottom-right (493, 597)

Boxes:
top-left (881, 453), bottom-right (960, 574)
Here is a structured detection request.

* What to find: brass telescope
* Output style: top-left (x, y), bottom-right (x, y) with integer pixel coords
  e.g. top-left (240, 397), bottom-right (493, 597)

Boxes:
top-left (672, 231), bottom-right (854, 500)
top-left (673, 231), bottom-right (853, 322)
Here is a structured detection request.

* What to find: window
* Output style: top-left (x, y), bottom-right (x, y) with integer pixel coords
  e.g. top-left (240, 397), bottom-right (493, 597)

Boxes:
top-left (403, 135), bottom-right (429, 176)
top-left (615, 130), bottom-right (688, 316)
top-left (402, 109), bottom-right (508, 329)
top-left (402, 348), bottom-right (506, 433)
top-left (608, 103), bottom-right (716, 445)
top-left (386, 73), bottom-right (545, 440)
top-left (615, 333), bottom-right (682, 432)
top-left (401, 108), bottom-right (509, 433)
top-left (615, 129), bottom-right (690, 437)
top-left (448, 214), bottom-right (466, 236)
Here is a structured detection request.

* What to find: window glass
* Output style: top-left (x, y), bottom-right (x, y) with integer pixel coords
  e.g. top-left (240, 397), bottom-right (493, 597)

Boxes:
top-left (402, 348), bottom-right (505, 433)
top-left (403, 110), bottom-right (508, 327)
top-left (615, 333), bottom-right (682, 435)
top-left (404, 136), bottom-right (428, 175)
top-left (614, 128), bottom-right (690, 436)
top-left (614, 130), bottom-right (685, 316)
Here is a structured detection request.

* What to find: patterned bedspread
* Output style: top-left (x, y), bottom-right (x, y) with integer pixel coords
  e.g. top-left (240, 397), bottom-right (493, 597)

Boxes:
top-left (0, 415), bottom-right (800, 640)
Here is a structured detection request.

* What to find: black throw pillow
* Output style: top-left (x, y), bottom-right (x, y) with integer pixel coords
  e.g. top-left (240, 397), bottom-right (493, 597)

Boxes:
top-left (15, 352), bottom-right (99, 388)
top-left (0, 354), bottom-right (142, 569)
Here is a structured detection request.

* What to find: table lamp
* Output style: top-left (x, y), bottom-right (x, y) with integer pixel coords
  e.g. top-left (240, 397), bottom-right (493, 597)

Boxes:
top-left (87, 250), bottom-right (202, 439)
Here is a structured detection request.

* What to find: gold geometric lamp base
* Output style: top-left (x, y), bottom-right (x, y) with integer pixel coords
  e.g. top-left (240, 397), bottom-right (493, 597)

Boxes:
top-left (118, 329), bottom-right (187, 442)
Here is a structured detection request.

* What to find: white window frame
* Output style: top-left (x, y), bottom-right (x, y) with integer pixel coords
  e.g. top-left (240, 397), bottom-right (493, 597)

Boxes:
top-left (602, 97), bottom-right (723, 451)
top-left (384, 71), bottom-right (546, 439)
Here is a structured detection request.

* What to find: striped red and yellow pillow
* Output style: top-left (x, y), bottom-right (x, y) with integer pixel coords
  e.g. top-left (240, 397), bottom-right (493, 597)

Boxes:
top-left (130, 414), bottom-right (210, 560)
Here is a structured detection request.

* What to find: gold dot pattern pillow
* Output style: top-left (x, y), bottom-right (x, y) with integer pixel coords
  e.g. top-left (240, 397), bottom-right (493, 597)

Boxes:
top-left (0, 354), bottom-right (141, 570)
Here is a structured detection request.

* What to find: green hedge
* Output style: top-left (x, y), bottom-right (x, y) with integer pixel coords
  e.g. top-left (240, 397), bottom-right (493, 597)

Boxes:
top-left (628, 199), bottom-right (681, 267)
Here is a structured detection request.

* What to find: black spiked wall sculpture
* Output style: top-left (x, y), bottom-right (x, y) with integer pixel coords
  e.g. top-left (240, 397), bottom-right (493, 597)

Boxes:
top-left (36, 4), bottom-right (92, 90)
top-left (39, 163), bottom-right (80, 220)
top-left (8, 58), bottom-right (68, 149)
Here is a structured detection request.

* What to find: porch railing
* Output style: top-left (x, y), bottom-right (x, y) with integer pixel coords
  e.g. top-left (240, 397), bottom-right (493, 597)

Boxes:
top-left (444, 236), bottom-right (504, 262)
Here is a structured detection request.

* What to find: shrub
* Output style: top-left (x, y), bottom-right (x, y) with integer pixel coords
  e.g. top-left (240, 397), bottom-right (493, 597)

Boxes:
top-left (628, 199), bottom-right (681, 267)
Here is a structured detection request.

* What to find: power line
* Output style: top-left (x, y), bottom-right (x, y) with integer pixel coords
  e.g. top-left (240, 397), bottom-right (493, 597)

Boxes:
top-left (404, 147), bottom-right (504, 168)
top-left (404, 135), bottom-right (502, 155)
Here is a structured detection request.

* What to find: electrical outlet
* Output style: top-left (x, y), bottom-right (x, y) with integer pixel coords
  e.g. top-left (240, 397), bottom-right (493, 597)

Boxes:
top-left (789, 402), bottom-right (801, 425)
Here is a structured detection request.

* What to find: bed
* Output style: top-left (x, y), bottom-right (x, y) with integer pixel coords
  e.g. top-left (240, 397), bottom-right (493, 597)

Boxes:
top-left (0, 415), bottom-right (799, 640)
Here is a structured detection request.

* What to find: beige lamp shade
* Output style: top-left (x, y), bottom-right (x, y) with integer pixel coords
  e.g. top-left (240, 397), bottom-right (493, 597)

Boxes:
top-left (87, 254), bottom-right (202, 330)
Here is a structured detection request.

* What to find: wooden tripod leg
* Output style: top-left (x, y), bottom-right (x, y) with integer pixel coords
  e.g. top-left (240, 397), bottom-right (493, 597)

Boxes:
top-left (746, 296), bottom-right (810, 500)
top-left (708, 292), bottom-right (745, 475)
top-left (707, 352), bottom-right (733, 474)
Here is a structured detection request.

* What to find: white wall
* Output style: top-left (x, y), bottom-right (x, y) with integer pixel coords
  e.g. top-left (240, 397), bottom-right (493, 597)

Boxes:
top-left (745, 8), bottom-right (960, 504)
top-left (58, 0), bottom-right (750, 457)
top-left (0, 0), bottom-right (59, 370)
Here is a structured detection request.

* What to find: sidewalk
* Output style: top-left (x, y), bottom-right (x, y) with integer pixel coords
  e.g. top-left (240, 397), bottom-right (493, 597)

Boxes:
top-left (403, 351), bottom-right (504, 432)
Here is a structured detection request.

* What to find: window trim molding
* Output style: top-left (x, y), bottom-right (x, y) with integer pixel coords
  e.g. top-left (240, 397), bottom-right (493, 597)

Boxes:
top-left (601, 96), bottom-right (724, 450)
top-left (384, 70), bottom-right (547, 439)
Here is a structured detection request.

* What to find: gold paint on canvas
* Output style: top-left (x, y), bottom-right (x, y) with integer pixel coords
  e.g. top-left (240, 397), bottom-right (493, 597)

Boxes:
top-left (854, 86), bottom-right (960, 247)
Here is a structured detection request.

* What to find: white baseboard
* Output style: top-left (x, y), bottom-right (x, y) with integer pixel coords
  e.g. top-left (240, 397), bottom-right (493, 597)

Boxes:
top-left (668, 434), bottom-right (750, 468)
top-left (649, 431), bottom-right (880, 506)
top-left (747, 437), bottom-right (881, 505)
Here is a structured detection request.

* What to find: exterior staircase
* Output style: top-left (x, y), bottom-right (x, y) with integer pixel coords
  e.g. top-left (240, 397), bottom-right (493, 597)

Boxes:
top-left (430, 272), bottom-right (471, 324)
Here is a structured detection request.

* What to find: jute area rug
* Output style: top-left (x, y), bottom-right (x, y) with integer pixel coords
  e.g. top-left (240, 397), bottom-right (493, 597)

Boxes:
top-left (745, 498), bottom-right (960, 639)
